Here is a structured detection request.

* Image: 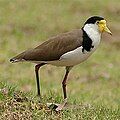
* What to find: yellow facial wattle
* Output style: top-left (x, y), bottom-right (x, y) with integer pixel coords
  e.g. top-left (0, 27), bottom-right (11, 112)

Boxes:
top-left (98, 20), bottom-right (112, 35)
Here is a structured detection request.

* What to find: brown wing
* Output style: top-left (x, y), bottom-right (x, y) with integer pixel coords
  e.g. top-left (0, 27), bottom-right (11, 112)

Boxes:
top-left (11, 29), bottom-right (83, 62)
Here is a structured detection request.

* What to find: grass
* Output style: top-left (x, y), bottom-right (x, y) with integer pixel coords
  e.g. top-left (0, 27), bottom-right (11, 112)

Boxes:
top-left (0, 83), bottom-right (120, 120)
top-left (0, 0), bottom-right (120, 119)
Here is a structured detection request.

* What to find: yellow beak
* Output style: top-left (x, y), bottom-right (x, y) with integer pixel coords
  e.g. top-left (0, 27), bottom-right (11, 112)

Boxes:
top-left (98, 20), bottom-right (112, 35)
top-left (104, 26), bottom-right (112, 35)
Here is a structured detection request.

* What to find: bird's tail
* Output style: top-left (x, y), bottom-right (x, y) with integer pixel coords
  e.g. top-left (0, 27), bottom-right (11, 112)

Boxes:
top-left (10, 51), bottom-right (26, 63)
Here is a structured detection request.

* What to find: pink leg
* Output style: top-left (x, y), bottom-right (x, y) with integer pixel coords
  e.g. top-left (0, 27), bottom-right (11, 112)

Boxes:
top-left (56, 66), bottom-right (72, 111)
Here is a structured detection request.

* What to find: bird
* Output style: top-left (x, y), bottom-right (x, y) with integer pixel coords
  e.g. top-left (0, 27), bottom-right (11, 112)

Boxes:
top-left (10, 16), bottom-right (112, 111)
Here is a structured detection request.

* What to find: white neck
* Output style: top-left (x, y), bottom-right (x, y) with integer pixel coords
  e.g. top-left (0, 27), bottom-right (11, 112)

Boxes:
top-left (83, 24), bottom-right (101, 47)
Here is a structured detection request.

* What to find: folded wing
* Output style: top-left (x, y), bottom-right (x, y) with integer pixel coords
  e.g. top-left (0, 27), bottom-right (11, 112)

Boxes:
top-left (10, 29), bottom-right (83, 62)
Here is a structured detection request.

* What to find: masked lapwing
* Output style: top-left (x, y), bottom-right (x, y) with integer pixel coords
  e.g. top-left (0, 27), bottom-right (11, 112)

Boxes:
top-left (10, 16), bottom-right (112, 111)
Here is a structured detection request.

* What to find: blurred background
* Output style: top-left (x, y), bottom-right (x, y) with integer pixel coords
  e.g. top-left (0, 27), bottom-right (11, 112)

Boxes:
top-left (0, 0), bottom-right (120, 109)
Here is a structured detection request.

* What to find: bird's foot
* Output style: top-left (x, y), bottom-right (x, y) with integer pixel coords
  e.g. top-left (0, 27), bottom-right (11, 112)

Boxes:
top-left (47, 98), bottom-right (67, 111)
top-left (55, 98), bottom-right (67, 111)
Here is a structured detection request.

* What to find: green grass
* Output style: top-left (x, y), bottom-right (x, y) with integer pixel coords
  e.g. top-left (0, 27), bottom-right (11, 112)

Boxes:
top-left (0, 0), bottom-right (120, 119)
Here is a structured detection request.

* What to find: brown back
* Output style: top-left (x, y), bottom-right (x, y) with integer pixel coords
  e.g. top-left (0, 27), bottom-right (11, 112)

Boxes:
top-left (12, 29), bottom-right (83, 61)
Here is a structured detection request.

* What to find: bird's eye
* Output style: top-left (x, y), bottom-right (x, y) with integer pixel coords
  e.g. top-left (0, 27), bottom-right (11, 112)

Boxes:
top-left (96, 21), bottom-right (99, 24)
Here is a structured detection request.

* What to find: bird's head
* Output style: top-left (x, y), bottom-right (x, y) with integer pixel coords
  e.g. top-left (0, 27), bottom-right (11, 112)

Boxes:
top-left (84, 16), bottom-right (112, 35)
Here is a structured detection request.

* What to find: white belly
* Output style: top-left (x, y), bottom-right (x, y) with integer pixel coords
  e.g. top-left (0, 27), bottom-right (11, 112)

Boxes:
top-left (46, 46), bottom-right (97, 66)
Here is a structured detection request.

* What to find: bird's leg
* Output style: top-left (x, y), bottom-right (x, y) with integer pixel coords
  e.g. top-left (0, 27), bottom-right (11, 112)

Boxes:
top-left (55, 66), bottom-right (72, 111)
top-left (35, 63), bottom-right (45, 96)
top-left (62, 67), bottom-right (71, 99)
